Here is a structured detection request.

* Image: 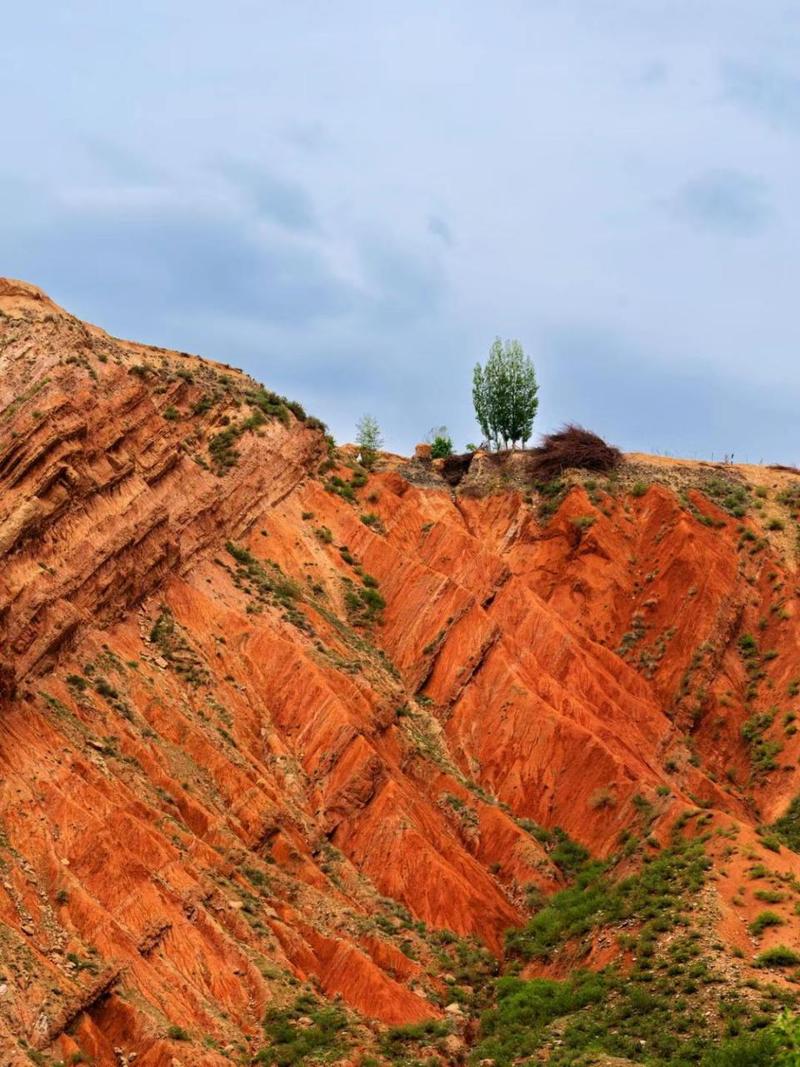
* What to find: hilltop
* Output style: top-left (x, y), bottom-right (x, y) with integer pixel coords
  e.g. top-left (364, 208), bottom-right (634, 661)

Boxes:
top-left (2, 280), bottom-right (800, 1065)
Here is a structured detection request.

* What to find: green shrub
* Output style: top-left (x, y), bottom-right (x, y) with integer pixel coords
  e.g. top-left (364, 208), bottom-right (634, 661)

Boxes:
top-left (381, 1019), bottom-right (450, 1053)
top-left (755, 889), bottom-right (786, 904)
top-left (94, 677), bottom-right (118, 700)
top-left (472, 974), bottom-right (606, 1065)
top-left (246, 387), bottom-right (290, 422)
top-left (571, 515), bottom-right (596, 531)
top-left (506, 838), bottom-right (707, 962)
top-left (700, 1029), bottom-right (780, 1066)
top-left (361, 587), bottom-right (385, 610)
top-left (738, 633), bottom-right (758, 657)
top-left (748, 910), bottom-right (784, 936)
top-left (225, 541), bottom-right (255, 565)
top-left (771, 794), bottom-right (800, 853)
top-left (549, 831), bottom-right (591, 876)
top-left (325, 476), bottom-right (357, 502)
top-left (430, 429), bottom-right (454, 459)
top-left (701, 477), bottom-right (750, 517)
top-left (754, 945), bottom-right (800, 968)
top-left (256, 995), bottom-right (351, 1065)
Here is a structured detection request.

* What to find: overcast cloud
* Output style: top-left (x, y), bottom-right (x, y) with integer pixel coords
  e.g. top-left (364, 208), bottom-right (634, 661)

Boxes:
top-left (2, 1), bottom-right (799, 460)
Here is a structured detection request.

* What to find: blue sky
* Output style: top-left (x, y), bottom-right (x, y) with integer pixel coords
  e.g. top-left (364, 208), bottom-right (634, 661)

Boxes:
top-left (2, 1), bottom-right (800, 460)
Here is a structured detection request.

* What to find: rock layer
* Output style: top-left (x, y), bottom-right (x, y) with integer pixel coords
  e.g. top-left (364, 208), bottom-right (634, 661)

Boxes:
top-left (2, 280), bottom-right (800, 1062)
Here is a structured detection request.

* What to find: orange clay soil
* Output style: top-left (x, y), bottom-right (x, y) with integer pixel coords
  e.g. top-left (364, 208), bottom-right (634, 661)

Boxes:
top-left (2, 278), bottom-right (800, 1063)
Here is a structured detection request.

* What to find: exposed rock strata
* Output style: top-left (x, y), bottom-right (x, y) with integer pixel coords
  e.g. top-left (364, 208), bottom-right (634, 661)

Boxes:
top-left (2, 280), bottom-right (800, 1062)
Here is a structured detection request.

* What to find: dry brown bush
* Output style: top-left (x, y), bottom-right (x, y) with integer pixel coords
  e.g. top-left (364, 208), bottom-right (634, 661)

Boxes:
top-left (531, 424), bottom-right (622, 480)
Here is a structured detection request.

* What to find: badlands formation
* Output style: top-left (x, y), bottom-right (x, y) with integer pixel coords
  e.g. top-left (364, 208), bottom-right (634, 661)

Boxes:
top-left (2, 279), bottom-right (800, 1064)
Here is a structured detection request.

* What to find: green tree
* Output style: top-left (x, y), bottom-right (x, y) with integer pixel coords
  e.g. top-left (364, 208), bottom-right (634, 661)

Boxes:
top-left (427, 426), bottom-right (453, 459)
top-left (355, 414), bottom-right (383, 468)
top-left (472, 338), bottom-right (538, 450)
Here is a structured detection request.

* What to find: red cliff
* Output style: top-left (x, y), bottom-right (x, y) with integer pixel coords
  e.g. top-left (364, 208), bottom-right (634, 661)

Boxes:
top-left (2, 280), bottom-right (800, 1063)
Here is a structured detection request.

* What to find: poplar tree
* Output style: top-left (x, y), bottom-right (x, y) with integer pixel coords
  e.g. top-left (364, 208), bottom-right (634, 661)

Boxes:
top-left (355, 414), bottom-right (383, 468)
top-left (472, 338), bottom-right (538, 449)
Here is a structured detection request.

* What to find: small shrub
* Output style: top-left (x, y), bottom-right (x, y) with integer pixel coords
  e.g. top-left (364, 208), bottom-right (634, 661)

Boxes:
top-left (754, 945), bottom-right (800, 968)
top-left (94, 678), bottom-right (118, 700)
top-left (700, 1028), bottom-right (780, 1066)
top-left (381, 1019), bottom-right (451, 1055)
top-left (429, 427), bottom-right (454, 459)
top-left (748, 910), bottom-right (784, 936)
top-left (738, 633), bottom-right (758, 657)
top-left (754, 889), bottom-right (786, 904)
top-left (587, 787), bottom-right (615, 810)
top-left (360, 587), bottom-right (386, 612)
top-left (257, 995), bottom-right (351, 1065)
top-left (571, 515), bottom-right (596, 531)
top-left (771, 794), bottom-right (800, 853)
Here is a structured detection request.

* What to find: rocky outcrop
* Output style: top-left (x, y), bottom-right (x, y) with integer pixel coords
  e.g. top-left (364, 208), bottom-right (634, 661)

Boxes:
top-left (3, 280), bottom-right (800, 1063)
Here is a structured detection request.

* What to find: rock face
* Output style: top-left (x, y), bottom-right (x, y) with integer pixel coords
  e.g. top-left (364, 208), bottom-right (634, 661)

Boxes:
top-left (3, 279), bottom-right (800, 1062)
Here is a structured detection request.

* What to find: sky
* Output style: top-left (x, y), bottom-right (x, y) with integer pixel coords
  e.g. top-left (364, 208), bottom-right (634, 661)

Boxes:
top-left (2, 1), bottom-right (800, 461)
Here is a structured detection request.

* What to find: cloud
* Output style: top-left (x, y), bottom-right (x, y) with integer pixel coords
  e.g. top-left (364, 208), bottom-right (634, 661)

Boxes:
top-left (282, 120), bottom-right (333, 154)
top-left (219, 161), bottom-right (319, 232)
top-left (636, 61), bottom-right (668, 87)
top-left (2, 2), bottom-right (800, 459)
top-left (538, 321), bottom-right (800, 464)
top-left (667, 169), bottom-right (771, 236)
top-left (427, 214), bottom-right (454, 246)
top-left (81, 138), bottom-right (163, 183)
top-left (723, 61), bottom-right (800, 131)
top-left (0, 178), bottom-right (450, 409)
top-left (357, 235), bottom-right (446, 325)
top-left (0, 194), bottom-right (356, 342)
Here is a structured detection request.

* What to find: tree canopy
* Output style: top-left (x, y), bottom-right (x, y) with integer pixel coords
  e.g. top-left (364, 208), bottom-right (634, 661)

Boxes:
top-left (472, 338), bottom-right (538, 450)
top-left (355, 414), bottom-right (383, 468)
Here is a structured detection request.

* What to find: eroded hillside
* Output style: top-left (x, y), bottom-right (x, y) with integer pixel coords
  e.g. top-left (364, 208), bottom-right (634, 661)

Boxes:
top-left (2, 279), bottom-right (800, 1065)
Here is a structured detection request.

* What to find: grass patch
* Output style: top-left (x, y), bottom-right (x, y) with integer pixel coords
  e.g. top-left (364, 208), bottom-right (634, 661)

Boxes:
top-left (771, 794), bottom-right (800, 853)
top-left (255, 994), bottom-right (351, 1065)
top-left (748, 910), bottom-right (785, 937)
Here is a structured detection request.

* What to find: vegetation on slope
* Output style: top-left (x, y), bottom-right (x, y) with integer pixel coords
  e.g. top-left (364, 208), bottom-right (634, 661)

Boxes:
top-left (472, 829), bottom-right (800, 1067)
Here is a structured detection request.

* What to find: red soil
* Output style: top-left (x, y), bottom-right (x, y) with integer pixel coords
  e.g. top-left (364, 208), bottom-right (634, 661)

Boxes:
top-left (2, 279), bottom-right (800, 1062)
